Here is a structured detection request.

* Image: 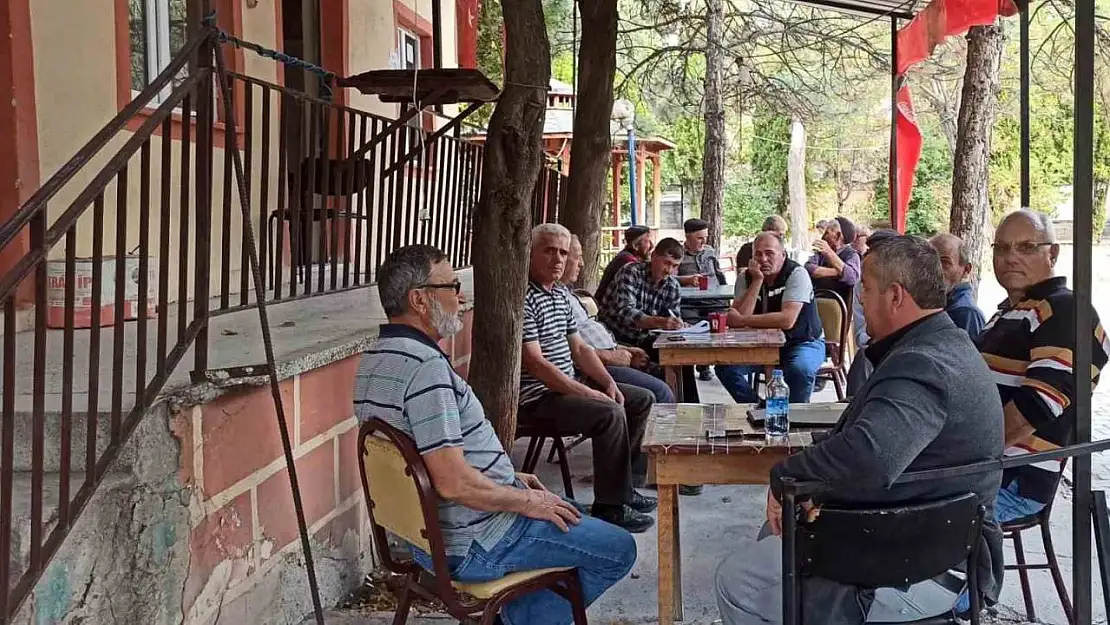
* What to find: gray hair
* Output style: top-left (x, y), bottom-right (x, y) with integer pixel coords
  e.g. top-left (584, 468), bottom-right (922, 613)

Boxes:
top-left (929, 233), bottom-right (973, 266)
top-left (762, 215), bottom-right (787, 232)
top-left (377, 244), bottom-right (447, 317)
top-left (864, 235), bottom-right (946, 309)
top-left (532, 223), bottom-right (571, 244)
top-left (753, 231), bottom-right (785, 250)
top-left (1001, 209), bottom-right (1057, 243)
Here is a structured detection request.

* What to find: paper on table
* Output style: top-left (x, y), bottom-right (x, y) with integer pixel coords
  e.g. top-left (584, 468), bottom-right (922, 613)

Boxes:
top-left (652, 319), bottom-right (711, 335)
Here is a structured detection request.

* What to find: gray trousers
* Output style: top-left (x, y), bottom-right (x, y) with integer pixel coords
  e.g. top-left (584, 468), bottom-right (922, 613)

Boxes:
top-left (715, 526), bottom-right (958, 624)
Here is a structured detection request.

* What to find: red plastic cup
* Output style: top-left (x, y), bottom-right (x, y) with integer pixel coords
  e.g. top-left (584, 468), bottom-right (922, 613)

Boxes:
top-left (698, 275), bottom-right (709, 290)
top-left (711, 311), bottom-right (727, 333)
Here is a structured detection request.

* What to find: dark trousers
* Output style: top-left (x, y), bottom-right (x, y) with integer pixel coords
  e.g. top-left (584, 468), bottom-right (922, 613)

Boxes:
top-left (517, 383), bottom-right (654, 506)
top-left (638, 339), bottom-right (700, 403)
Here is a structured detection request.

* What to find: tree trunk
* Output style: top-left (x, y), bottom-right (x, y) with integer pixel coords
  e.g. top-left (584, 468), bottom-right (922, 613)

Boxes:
top-left (469, 0), bottom-right (551, 447)
top-left (560, 0), bottom-right (617, 290)
top-left (950, 23), bottom-right (1004, 286)
top-left (787, 118), bottom-right (808, 252)
top-left (699, 0), bottom-right (726, 251)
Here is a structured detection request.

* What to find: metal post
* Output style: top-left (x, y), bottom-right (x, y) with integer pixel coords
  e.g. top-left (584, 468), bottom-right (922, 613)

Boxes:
top-left (431, 0), bottom-right (443, 69)
top-left (1020, 0), bottom-right (1031, 207)
top-left (889, 16), bottom-right (899, 230)
top-left (628, 129), bottom-right (638, 225)
top-left (781, 480), bottom-right (799, 625)
top-left (1073, 1), bottom-right (1096, 622)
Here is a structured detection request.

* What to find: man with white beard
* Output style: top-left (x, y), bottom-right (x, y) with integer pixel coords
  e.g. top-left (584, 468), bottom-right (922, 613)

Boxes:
top-left (354, 245), bottom-right (638, 625)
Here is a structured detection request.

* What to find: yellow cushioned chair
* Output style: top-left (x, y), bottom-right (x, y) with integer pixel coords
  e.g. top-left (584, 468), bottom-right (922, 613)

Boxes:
top-left (359, 418), bottom-right (588, 625)
top-left (814, 289), bottom-right (850, 400)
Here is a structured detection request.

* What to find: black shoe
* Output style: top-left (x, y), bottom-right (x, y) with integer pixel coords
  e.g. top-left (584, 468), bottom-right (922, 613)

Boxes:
top-left (679, 484), bottom-right (704, 496)
top-left (632, 472), bottom-right (646, 489)
top-left (592, 504), bottom-right (656, 533)
top-left (699, 368), bottom-right (715, 381)
top-left (629, 490), bottom-right (658, 513)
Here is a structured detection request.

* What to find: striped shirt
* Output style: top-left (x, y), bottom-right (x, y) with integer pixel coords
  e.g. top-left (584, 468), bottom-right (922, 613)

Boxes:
top-left (975, 277), bottom-right (1110, 504)
top-left (354, 324), bottom-right (518, 556)
top-left (520, 282), bottom-right (578, 405)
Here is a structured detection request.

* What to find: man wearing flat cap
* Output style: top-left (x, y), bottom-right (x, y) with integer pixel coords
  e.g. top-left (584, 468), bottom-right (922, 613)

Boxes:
top-left (596, 225), bottom-right (654, 305)
top-left (805, 216), bottom-right (862, 304)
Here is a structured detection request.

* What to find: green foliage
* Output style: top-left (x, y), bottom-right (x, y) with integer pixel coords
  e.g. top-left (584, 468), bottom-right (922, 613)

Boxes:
top-left (750, 115), bottom-right (791, 210)
top-left (873, 134), bottom-right (951, 237)
top-left (472, 0), bottom-right (505, 128)
top-left (660, 115), bottom-right (705, 187)
top-left (722, 173), bottom-right (781, 238)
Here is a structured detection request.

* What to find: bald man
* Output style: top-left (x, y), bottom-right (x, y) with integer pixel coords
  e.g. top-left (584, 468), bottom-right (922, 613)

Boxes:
top-left (928, 233), bottom-right (986, 338)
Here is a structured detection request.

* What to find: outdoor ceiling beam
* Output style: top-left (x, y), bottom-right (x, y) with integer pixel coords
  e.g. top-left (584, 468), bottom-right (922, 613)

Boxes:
top-left (790, 0), bottom-right (915, 21)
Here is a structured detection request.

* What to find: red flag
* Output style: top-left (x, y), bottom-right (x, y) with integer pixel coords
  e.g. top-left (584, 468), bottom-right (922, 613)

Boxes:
top-left (890, 0), bottom-right (1017, 231)
top-left (894, 86), bottom-right (923, 234)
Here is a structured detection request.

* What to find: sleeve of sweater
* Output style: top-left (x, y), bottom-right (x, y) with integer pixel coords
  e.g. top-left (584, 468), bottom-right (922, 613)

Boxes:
top-left (770, 354), bottom-right (947, 500)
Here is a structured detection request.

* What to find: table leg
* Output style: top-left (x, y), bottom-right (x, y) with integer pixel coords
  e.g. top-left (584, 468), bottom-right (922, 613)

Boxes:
top-left (657, 484), bottom-right (683, 625)
top-left (665, 366), bottom-right (682, 401)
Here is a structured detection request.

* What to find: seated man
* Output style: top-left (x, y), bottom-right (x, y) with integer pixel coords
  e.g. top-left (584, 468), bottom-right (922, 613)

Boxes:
top-left (596, 225), bottom-right (653, 305)
top-left (929, 233), bottom-right (986, 338)
top-left (678, 218), bottom-right (730, 381)
top-left (805, 216), bottom-right (861, 305)
top-left (563, 234), bottom-right (674, 404)
top-left (519, 223), bottom-right (657, 533)
top-left (715, 232), bottom-right (825, 404)
top-left (598, 237), bottom-right (700, 403)
top-left (716, 236), bottom-right (1005, 624)
top-left (976, 210), bottom-right (1109, 524)
top-left (356, 244), bottom-right (637, 625)
top-left (737, 215), bottom-right (788, 268)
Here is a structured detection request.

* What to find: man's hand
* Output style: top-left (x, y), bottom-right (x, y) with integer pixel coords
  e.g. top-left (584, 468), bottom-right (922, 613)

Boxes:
top-left (662, 316), bottom-right (684, 331)
top-left (518, 489), bottom-right (582, 532)
top-left (766, 488), bottom-right (783, 537)
top-left (628, 347), bottom-right (650, 369)
top-left (605, 382), bottom-right (625, 405)
top-left (812, 239), bottom-right (835, 259)
top-left (746, 259), bottom-right (763, 284)
top-left (584, 387), bottom-right (615, 403)
top-left (516, 472), bottom-right (549, 491)
top-left (606, 349), bottom-right (633, 367)
top-left (679, 274), bottom-right (702, 287)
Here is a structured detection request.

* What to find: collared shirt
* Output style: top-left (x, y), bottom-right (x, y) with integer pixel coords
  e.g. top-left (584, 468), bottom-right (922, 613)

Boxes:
top-left (599, 262), bottom-right (681, 346)
top-left (354, 324), bottom-right (518, 556)
top-left (975, 276), bottom-right (1110, 503)
top-left (563, 289), bottom-right (618, 351)
top-left (678, 246), bottom-right (727, 285)
top-left (519, 281), bottom-right (578, 405)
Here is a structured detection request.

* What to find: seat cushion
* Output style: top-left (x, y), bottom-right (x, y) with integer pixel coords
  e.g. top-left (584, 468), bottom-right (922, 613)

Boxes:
top-left (452, 567), bottom-right (574, 599)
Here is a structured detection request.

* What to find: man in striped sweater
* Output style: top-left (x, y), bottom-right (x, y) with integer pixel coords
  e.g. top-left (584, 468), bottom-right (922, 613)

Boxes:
top-left (354, 245), bottom-right (637, 625)
top-left (976, 210), bottom-right (1110, 523)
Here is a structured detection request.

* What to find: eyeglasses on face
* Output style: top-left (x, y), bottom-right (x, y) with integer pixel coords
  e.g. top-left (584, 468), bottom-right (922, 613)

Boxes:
top-left (991, 241), bottom-right (1053, 256)
top-left (417, 281), bottom-right (462, 294)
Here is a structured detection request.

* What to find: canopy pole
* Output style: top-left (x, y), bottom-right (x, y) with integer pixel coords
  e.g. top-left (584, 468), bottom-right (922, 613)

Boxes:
top-left (1020, 0), bottom-right (1030, 207)
top-left (889, 16), bottom-right (899, 230)
top-left (1073, 0), bottom-right (1096, 622)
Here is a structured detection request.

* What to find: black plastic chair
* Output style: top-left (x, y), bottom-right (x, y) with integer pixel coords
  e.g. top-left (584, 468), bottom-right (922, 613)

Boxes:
top-left (516, 430), bottom-right (575, 499)
top-left (788, 493), bottom-right (986, 624)
top-left (1001, 464), bottom-right (1073, 624)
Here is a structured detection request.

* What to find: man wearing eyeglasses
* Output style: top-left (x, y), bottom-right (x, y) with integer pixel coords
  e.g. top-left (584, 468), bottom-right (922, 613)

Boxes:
top-left (975, 210), bottom-right (1109, 525)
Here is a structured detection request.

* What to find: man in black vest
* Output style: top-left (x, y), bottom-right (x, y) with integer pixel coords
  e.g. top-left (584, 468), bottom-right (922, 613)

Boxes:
top-left (715, 232), bottom-right (826, 403)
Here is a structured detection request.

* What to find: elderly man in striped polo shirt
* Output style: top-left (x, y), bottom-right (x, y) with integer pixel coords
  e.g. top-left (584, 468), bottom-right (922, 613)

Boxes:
top-left (519, 223), bottom-right (658, 533)
top-left (355, 245), bottom-right (637, 625)
top-left (976, 210), bottom-right (1110, 523)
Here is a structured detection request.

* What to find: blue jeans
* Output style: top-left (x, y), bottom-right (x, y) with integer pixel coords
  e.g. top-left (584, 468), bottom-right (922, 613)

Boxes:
top-left (607, 365), bottom-right (675, 403)
top-left (447, 514), bottom-right (637, 625)
top-left (995, 480), bottom-right (1046, 523)
top-left (715, 339), bottom-right (826, 404)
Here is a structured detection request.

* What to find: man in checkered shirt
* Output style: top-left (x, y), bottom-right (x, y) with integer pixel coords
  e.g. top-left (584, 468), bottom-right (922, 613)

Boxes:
top-left (598, 237), bottom-right (700, 402)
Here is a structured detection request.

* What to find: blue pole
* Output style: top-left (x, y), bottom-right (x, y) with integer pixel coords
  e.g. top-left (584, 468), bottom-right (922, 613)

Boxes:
top-left (628, 129), bottom-right (638, 225)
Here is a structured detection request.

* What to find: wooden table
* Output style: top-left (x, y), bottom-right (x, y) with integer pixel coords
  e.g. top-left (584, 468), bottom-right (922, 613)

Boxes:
top-left (653, 328), bottom-right (786, 398)
top-left (644, 403), bottom-right (821, 625)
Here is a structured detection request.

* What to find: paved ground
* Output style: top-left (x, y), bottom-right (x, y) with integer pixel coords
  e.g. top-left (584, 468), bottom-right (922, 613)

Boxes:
top-left (312, 245), bottom-right (1110, 624)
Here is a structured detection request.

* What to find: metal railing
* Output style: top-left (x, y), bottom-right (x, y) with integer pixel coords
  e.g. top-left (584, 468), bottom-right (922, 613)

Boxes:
top-left (0, 27), bottom-right (496, 622)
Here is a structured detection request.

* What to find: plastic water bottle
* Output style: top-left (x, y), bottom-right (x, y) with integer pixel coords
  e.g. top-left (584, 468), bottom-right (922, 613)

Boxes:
top-left (765, 369), bottom-right (790, 444)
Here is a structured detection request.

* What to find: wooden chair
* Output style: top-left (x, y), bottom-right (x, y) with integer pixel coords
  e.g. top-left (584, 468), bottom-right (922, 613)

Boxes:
top-left (786, 492), bottom-right (986, 625)
top-left (814, 289), bottom-right (850, 400)
top-left (358, 418), bottom-right (588, 625)
top-left (1001, 463), bottom-right (1073, 624)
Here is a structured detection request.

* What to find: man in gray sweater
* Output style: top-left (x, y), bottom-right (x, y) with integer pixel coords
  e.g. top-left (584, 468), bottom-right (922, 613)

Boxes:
top-left (716, 236), bottom-right (1005, 624)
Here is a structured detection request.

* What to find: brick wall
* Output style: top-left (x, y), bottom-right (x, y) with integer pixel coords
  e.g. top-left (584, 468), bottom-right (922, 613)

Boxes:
top-left (171, 309), bottom-right (474, 623)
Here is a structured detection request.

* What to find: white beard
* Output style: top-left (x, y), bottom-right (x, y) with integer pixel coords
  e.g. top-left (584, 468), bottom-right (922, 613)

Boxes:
top-left (429, 297), bottom-right (463, 338)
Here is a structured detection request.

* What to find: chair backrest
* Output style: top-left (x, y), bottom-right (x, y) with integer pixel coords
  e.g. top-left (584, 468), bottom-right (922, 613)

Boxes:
top-left (815, 289), bottom-right (849, 366)
top-left (798, 492), bottom-right (984, 589)
top-left (574, 289), bottom-right (599, 318)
